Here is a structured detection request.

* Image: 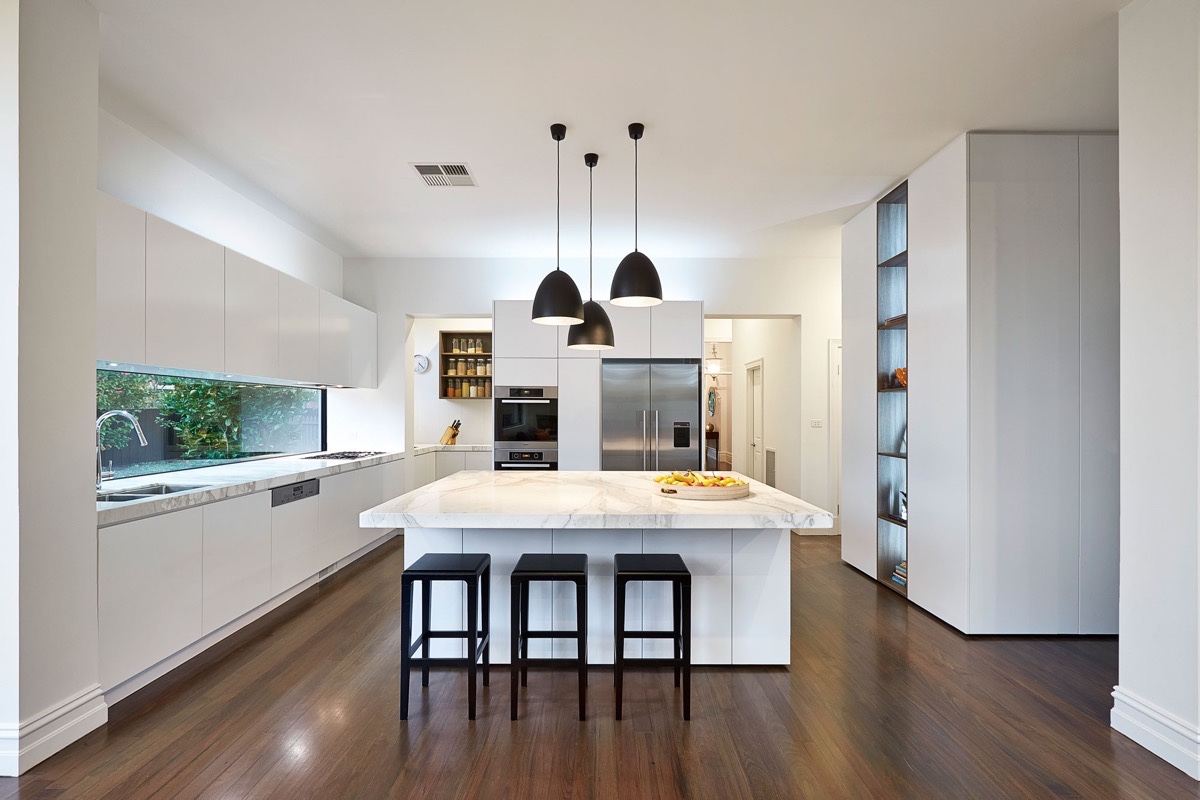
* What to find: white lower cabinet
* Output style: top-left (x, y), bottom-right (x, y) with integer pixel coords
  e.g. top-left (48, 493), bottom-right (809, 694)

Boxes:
top-left (318, 472), bottom-right (360, 568)
top-left (99, 507), bottom-right (204, 688)
top-left (643, 529), bottom-right (732, 663)
top-left (436, 451), bottom-right (466, 480)
top-left (271, 493), bottom-right (323, 596)
top-left (464, 451), bottom-right (493, 471)
top-left (202, 492), bottom-right (272, 635)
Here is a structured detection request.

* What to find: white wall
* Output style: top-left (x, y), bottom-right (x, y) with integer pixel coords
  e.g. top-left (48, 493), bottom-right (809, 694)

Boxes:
top-left (1112, 0), bottom-right (1200, 779)
top-left (97, 110), bottom-right (343, 294)
top-left (0, 0), bottom-right (19, 747)
top-left (411, 317), bottom-right (493, 445)
top-left (2, 0), bottom-right (106, 776)
top-left (335, 255), bottom-right (840, 509)
top-left (729, 319), bottom-right (803, 499)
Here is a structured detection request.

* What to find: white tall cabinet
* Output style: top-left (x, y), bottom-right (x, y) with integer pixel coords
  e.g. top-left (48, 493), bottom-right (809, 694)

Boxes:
top-left (841, 133), bottom-right (1119, 634)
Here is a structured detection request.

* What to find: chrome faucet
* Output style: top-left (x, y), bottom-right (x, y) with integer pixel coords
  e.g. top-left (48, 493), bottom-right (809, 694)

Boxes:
top-left (96, 410), bottom-right (148, 491)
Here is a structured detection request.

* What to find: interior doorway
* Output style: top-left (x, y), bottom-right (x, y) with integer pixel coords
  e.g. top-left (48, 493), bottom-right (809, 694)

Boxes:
top-left (746, 359), bottom-right (765, 481)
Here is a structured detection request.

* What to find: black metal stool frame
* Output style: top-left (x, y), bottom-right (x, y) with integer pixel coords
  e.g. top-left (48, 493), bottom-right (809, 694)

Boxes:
top-left (510, 553), bottom-right (589, 721)
top-left (613, 553), bottom-right (692, 721)
top-left (400, 553), bottom-right (491, 720)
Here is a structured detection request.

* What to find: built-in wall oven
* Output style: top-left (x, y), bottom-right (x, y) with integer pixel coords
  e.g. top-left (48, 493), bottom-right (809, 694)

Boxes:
top-left (493, 386), bottom-right (558, 470)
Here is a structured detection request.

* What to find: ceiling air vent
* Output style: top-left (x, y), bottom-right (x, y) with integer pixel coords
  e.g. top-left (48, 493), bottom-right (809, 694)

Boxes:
top-left (411, 163), bottom-right (476, 187)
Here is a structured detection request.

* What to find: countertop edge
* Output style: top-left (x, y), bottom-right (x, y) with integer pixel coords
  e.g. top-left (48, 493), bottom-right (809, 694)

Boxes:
top-left (98, 451), bottom-right (405, 528)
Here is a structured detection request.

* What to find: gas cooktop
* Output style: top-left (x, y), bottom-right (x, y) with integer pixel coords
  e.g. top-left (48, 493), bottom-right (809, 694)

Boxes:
top-left (302, 451), bottom-right (386, 460)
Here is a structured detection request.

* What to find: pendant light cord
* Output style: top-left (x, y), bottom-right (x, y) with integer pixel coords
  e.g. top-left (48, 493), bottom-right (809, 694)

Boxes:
top-left (556, 136), bottom-right (561, 271)
top-left (633, 136), bottom-right (639, 252)
top-left (588, 160), bottom-right (594, 299)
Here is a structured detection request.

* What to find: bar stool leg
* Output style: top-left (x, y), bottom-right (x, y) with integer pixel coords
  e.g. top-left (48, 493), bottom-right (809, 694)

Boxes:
top-left (682, 577), bottom-right (692, 721)
top-left (510, 576), bottom-right (520, 720)
top-left (400, 576), bottom-right (414, 720)
top-left (576, 577), bottom-right (587, 721)
top-left (519, 580), bottom-right (530, 687)
top-left (420, 579), bottom-right (432, 687)
top-left (614, 576), bottom-right (626, 720)
top-left (482, 562), bottom-right (491, 687)
top-left (467, 577), bottom-right (479, 721)
top-left (672, 578), bottom-right (682, 688)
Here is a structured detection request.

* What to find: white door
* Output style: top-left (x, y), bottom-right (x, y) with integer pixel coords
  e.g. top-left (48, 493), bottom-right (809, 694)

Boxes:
top-left (747, 360), bottom-right (764, 481)
top-left (829, 340), bottom-right (843, 534)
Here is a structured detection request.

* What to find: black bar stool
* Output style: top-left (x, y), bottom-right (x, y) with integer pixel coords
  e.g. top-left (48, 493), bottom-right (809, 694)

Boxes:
top-left (613, 553), bottom-right (691, 721)
top-left (400, 552), bottom-right (491, 720)
top-left (510, 553), bottom-right (588, 720)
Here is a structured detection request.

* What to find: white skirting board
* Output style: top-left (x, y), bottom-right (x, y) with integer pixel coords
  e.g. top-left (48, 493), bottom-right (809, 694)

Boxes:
top-left (1111, 686), bottom-right (1200, 780)
top-left (0, 685), bottom-right (108, 777)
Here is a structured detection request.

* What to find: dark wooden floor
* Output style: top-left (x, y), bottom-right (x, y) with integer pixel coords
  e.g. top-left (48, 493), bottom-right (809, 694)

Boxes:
top-left (2, 535), bottom-right (1197, 799)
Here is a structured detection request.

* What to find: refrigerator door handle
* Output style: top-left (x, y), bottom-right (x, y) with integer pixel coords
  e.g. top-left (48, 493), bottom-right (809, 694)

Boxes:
top-left (641, 409), bottom-right (648, 470)
top-left (653, 409), bottom-right (660, 471)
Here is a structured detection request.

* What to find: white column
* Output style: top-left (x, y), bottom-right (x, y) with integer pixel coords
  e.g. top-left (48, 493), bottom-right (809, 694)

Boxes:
top-left (0, 0), bottom-right (104, 777)
top-left (1112, 0), bottom-right (1200, 780)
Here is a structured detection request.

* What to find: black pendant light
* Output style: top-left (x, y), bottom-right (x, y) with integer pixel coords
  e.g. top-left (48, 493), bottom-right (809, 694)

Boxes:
top-left (532, 123), bottom-right (585, 325)
top-left (610, 122), bottom-right (663, 307)
top-left (568, 153), bottom-right (616, 350)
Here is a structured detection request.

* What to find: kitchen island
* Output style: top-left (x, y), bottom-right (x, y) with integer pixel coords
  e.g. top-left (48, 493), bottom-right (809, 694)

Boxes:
top-left (361, 470), bottom-right (832, 665)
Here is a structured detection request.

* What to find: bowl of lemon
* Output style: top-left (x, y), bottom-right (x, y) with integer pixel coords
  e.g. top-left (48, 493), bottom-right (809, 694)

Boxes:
top-left (652, 470), bottom-right (750, 500)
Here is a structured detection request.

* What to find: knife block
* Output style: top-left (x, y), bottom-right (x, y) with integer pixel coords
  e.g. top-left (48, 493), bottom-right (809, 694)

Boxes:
top-left (438, 425), bottom-right (459, 445)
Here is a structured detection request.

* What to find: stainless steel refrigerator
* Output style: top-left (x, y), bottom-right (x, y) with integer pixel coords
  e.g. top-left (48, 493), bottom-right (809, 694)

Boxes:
top-left (601, 360), bottom-right (701, 472)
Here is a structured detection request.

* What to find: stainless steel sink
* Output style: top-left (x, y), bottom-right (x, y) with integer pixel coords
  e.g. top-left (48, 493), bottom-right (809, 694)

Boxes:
top-left (97, 483), bottom-right (210, 503)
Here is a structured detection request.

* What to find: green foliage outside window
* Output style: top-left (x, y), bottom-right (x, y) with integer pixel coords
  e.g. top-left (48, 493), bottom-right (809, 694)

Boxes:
top-left (97, 370), bottom-right (316, 459)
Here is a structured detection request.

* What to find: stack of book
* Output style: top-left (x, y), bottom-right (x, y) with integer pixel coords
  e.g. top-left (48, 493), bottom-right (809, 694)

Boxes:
top-left (891, 561), bottom-right (907, 588)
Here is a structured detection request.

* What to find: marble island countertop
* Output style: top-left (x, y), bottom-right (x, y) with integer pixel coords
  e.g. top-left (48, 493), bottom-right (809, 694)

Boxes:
top-left (361, 470), bottom-right (833, 530)
top-left (97, 450), bottom-right (405, 528)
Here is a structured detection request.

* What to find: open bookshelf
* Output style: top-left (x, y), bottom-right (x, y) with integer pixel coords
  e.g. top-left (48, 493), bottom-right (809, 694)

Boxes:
top-left (876, 182), bottom-right (908, 596)
top-left (439, 331), bottom-right (493, 400)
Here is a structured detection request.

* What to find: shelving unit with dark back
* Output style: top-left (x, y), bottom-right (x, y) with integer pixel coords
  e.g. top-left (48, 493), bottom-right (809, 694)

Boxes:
top-left (439, 331), bottom-right (493, 400)
top-left (876, 183), bottom-right (908, 595)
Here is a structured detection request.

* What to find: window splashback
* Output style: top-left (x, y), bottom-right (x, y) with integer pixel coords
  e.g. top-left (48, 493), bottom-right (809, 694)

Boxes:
top-left (97, 369), bottom-right (324, 480)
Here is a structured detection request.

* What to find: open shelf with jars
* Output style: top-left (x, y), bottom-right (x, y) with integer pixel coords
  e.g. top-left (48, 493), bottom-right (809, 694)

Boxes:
top-left (876, 182), bottom-right (908, 596)
top-left (440, 331), bottom-right (493, 400)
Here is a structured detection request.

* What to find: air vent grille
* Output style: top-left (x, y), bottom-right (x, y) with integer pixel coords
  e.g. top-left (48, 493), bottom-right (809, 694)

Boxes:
top-left (411, 163), bottom-right (476, 187)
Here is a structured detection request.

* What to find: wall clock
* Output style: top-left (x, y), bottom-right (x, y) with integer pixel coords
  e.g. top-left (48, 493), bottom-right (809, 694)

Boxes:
top-left (413, 354), bottom-right (431, 374)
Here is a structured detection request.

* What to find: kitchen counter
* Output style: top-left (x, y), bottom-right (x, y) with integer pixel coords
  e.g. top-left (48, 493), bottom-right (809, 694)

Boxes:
top-left (410, 443), bottom-right (493, 456)
top-left (97, 450), bottom-right (404, 528)
top-left (361, 469), bottom-right (829, 530)
top-left (361, 470), bottom-right (832, 666)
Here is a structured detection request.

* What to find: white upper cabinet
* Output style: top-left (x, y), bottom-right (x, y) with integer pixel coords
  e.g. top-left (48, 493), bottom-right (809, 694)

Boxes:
top-left (595, 301), bottom-right (701, 359)
top-left (96, 193), bottom-right (147, 364)
top-left (319, 291), bottom-right (353, 387)
top-left (278, 273), bottom-right (321, 383)
top-left (145, 214), bottom-right (225, 373)
top-left (599, 302), bottom-right (651, 358)
top-left (224, 250), bottom-right (279, 379)
top-left (494, 300), bottom-right (558, 358)
top-left (650, 301), bottom-right (703, 358)
top-left (346, 300), bottom-right (378, 389)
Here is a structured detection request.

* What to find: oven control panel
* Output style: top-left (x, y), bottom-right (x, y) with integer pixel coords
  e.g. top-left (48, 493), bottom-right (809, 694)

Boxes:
top-left (508, 451), bottom-right (544, 461)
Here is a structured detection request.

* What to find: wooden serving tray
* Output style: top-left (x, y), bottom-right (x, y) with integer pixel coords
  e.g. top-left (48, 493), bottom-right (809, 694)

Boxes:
top-left (654, 482), bottom-right (751, 501)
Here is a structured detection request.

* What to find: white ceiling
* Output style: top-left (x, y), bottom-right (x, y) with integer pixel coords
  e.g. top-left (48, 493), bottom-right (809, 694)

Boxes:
top-left (94, 0), bottom-right (1125, 261)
